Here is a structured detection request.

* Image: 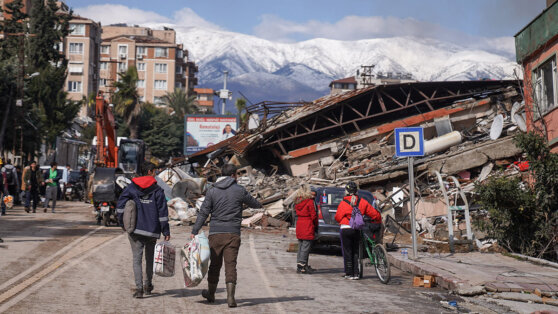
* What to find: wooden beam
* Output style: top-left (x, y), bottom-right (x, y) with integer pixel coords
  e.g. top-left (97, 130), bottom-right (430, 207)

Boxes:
top-left (380, 90), bottom-right (404, 108)
top-left (352, 121), bottom-right (361, 131)
top-left (413, 87), bottom-right (434, 111)
top-left (365, 91), bottom-right (375, 116)
top-left (346, 103), bottom-right (364, 118)
top-left (378, 92), bottom-right (387, 112)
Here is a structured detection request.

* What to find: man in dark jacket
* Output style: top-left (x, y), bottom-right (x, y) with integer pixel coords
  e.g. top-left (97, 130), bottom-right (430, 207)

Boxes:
top-left (2, 159), bottom-right (19, 205)
top-left (117, 162), bottom-right (170, 299)
top-left (191, 164), bottom-right (261, 308)
top-left (23, 161), bottom-right (43, 213)
top-left (43, 162), bottom-right (62, 213)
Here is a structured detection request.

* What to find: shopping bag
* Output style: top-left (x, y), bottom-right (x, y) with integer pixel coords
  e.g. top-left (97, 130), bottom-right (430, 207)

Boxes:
top-left (3, 195), bottom-right (13, 209)
top-left (180, 232), bottom-right (209, 287)
top-left (153, 241), bottom-right (176, 277)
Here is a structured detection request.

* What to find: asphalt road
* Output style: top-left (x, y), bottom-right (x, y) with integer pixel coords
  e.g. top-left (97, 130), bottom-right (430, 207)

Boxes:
top-left (0, 201), bottom-right (497, 313)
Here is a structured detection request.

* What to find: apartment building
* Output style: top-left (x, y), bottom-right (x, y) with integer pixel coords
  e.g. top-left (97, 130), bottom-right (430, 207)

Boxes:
top-left (194, 88), bottom-right (215, 113)
top-left (64, 16), bottom-right (102, 108)
top-left (98, 25), bottom-right (198, 105)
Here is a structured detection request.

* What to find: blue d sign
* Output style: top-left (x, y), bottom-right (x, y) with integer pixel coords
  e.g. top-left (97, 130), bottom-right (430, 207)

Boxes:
top-left (395, 127), bottom-right (424, 157)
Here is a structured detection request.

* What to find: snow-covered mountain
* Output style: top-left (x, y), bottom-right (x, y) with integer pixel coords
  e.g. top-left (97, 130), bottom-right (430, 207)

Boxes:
top-left (150, 25), bottom-right (519, 111)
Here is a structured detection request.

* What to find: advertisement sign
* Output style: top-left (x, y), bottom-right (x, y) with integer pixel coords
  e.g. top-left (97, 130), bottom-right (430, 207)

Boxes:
top-left (184, 115), bottom-right (238, 155)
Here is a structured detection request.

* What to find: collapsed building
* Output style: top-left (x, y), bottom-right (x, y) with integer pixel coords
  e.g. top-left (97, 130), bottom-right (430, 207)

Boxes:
top-left (167, 80), bottom-right (527, 252)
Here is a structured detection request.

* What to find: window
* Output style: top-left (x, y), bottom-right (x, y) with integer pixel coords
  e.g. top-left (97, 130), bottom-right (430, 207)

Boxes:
top-left (100, 62), bottom-right (108, 70)
top-left (177, 50), bottom-right (183, 58)
top-left (136, 80), bottom-right (145, 88)
top-left (154, 96), bottom-right (163, 104)
top-left (137, 62), bottom-right (146, 71)
top-left (69, 42), bottom-right (83, 54)
top-left (176, 66), bottom-right (183, 74)
top-left (68, 81), bottom-right (82, 92)
top-left (136, 46), bottom-right (146, 56)
top-left (118, 62), bottom-right (127, 72)
top-left (534, 57), bottom-right (557, 118)
top-left (101, 45), bottom-right (110, 54)
top-left (69, 23), bottom-right (85, 35)
top-left (175, 82), bottom-right (182, 88)
top-left (69, 64), bottom-right (83, 74)
top-left (155, 47), bottom-right (168, 57)
top-left (155, 63), bottom-right (167, 73)
top-left (154, 80), bottom-right (167, 90)
top-left (139, 96), bottom-right (145, 103)
top-left (118, 45), bottom-right (128, 57)
top-left (99, 78), bottom-right (107, 86)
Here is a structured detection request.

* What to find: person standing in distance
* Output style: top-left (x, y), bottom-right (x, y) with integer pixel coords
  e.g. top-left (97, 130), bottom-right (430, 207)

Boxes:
top-left (191, 164), bottom-right (261, 308)
top-left (117, 162), bottom-right (170, 299)
top-left (43, 162), bottom-right (62, 213)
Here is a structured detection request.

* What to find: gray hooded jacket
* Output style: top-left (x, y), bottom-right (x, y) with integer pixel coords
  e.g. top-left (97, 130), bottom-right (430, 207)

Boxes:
top-left (192, 177), bottom-right (261, 235)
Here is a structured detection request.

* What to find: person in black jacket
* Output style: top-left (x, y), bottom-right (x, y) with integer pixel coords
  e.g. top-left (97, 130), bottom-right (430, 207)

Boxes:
top-left (191, 164), bottom-right (261, 308)
top-left (43, 162), bottom-right (62, 213)
top-left (117, 162), bottom-right (170, 299)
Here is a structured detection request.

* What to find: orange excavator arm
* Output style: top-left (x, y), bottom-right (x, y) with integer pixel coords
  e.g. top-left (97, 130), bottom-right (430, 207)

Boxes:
top-left (95, 96), bottom-right (118, 168)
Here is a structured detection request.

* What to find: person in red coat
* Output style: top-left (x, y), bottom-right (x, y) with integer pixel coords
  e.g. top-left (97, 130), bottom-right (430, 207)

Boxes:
top-left (335, 181), bottom-right (381, 280)
top-left (294, 185), bottom-right (318, 274)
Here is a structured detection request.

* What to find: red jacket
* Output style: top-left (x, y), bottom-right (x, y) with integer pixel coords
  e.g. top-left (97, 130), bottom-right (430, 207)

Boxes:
top-left (335, 196), bottom-right (381, 226)
top-left (295, 198), bottom-right (318, 240)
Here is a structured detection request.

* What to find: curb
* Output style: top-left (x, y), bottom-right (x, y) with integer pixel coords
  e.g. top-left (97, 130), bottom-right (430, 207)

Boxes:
top-left (387, 252), bottom-right (472, 293)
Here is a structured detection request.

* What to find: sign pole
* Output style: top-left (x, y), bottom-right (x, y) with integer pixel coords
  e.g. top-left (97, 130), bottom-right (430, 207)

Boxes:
top-left (408, 156), bottom-right (418, 259)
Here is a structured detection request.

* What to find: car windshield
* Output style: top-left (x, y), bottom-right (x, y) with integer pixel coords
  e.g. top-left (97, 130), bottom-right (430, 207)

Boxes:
top-left (68, 171), bottom-right (81, 183)
top-left (118, 142), bottom-right (139, 173)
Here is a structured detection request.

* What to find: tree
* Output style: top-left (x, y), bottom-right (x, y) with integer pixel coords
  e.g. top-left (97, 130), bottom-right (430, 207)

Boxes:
top-left (112, 66), bottom-right (141, 139)
top-left (235, 98), bottom-right (249, 125)
top-left (161, 88), bottom-right (198, 118)
top-left (142, 110), bottom-right (183, 159)
top-left (476, 132), bottom-right (558, 261)
top-left (27, 0), bottom-right (71, 69)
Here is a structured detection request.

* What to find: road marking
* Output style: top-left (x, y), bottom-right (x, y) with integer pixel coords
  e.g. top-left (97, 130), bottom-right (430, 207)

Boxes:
top-left (0, 233), bottom-right (125, 313)
top-left (0, 226), bottom-right (103, 292)
top-left (249, 234), bottom-right (285, 314)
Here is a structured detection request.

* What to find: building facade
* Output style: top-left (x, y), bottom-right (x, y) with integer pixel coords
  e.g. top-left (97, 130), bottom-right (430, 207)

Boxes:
top-left (64, 16), bottom-right (102, 109)
top-left (98, 25), bottom-right (197, 105)
top-left (194, 88), bottom-right (214, 112)
top-left (515, 0), bottom-right (558, 152)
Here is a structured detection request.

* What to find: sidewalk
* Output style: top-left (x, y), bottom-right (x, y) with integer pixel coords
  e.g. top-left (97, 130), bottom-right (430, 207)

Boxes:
top-left (388, 251), bottom-right (558, 295)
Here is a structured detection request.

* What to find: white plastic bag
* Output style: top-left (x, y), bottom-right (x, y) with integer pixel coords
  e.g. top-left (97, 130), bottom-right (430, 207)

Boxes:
top-left (180, 231), bottom-right (210, 287)
top-left (153, 241), bottom-right (176, 277)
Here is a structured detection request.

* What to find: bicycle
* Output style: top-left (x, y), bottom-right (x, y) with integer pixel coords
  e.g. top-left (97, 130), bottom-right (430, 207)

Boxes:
top-left (358, 226), bottom-right (391, 284)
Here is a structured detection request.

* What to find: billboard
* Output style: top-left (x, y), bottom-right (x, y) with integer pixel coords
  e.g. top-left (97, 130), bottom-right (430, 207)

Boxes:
top-left (184, 115), bottom-right (238, 155)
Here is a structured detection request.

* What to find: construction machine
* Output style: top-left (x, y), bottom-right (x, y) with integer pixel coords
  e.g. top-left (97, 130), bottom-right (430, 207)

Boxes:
top-left (89, 95), bottom-right (145, 226)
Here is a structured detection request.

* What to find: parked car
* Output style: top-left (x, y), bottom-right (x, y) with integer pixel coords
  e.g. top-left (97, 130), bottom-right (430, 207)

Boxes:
top-left (310, 186), bottom-right (376, 244)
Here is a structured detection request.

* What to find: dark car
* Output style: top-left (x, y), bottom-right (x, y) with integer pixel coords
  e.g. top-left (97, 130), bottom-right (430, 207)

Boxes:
top-left (312, 187), bottom-right (376, 244)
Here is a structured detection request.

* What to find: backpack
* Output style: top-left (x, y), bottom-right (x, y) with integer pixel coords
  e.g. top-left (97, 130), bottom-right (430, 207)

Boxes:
top-left (4, 168), bottom-right (14, 185)
top-left (344, 198), bottom-right (365, 230)
top-left (122, 200), bottom-right (137, 234)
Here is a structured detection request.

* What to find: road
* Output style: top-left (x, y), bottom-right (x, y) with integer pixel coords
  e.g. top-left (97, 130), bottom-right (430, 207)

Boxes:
top-left (0, 201), bottom-right (498, 313)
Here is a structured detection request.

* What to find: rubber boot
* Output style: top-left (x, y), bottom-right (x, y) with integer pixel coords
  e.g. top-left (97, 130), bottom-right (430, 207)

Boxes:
top-left (226, 283), bottom-right (237, 308)
top-left (202, 282), bottom-right (217, 303)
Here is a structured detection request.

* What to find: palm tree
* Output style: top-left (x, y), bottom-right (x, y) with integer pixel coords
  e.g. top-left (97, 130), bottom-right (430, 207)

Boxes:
top-left (162, 88), bottom-right (198, 117)
top-left (112, 66), bottom-right (141, 139)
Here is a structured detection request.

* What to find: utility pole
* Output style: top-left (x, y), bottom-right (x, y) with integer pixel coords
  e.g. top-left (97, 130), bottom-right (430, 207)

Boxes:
top-left (218, 71), bottom-right (231, 115)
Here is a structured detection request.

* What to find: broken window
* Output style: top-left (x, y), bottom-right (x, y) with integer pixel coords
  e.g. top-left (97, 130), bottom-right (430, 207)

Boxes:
top-left (533, 56), bottom-right (557, 118)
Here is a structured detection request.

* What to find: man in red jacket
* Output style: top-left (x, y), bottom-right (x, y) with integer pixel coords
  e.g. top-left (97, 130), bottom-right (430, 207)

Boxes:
top-left (335, 182), bottom-right (381, 280)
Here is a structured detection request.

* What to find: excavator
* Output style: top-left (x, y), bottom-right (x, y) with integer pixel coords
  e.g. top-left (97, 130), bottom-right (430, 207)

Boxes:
top-left (89, 95), bottom-right (145, 226)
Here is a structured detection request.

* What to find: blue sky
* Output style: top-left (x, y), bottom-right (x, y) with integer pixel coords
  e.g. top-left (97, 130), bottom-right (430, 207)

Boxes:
top-left (69, 0), bottom-right (546, 56)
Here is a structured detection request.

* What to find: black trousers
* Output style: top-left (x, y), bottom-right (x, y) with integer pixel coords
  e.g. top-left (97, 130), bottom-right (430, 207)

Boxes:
top-left (340, 228), bottom-right (360, 277)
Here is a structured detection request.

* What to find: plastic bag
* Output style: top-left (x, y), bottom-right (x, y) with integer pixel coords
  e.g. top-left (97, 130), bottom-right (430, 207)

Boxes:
top-left (153, 241), bottom-right (176, 277)
top-left (180, 231), bottom-right (210, 287)
top-left (3, 195), bottom-right (13, 209)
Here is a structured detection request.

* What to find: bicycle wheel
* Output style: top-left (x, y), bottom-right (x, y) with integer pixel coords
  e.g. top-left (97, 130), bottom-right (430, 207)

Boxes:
top-left (358, 238), bottom-right (364, 279)
top-left (373, 244), bottom-right (391, 284)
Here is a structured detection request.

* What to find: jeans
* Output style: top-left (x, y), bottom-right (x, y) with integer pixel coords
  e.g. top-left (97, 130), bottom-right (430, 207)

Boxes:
top-left (128, 234), bottom-right (156, 290)
top-left (340, 228), bottom-right (360, 277)
top-left (25, 189), bottom-right (40, 210)
top-left (44, 186), bottom-right (57, 211)
top-left (208, 233), bottom-right (241, 285)
top-left (297, 240), bottom-right (313, 265)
